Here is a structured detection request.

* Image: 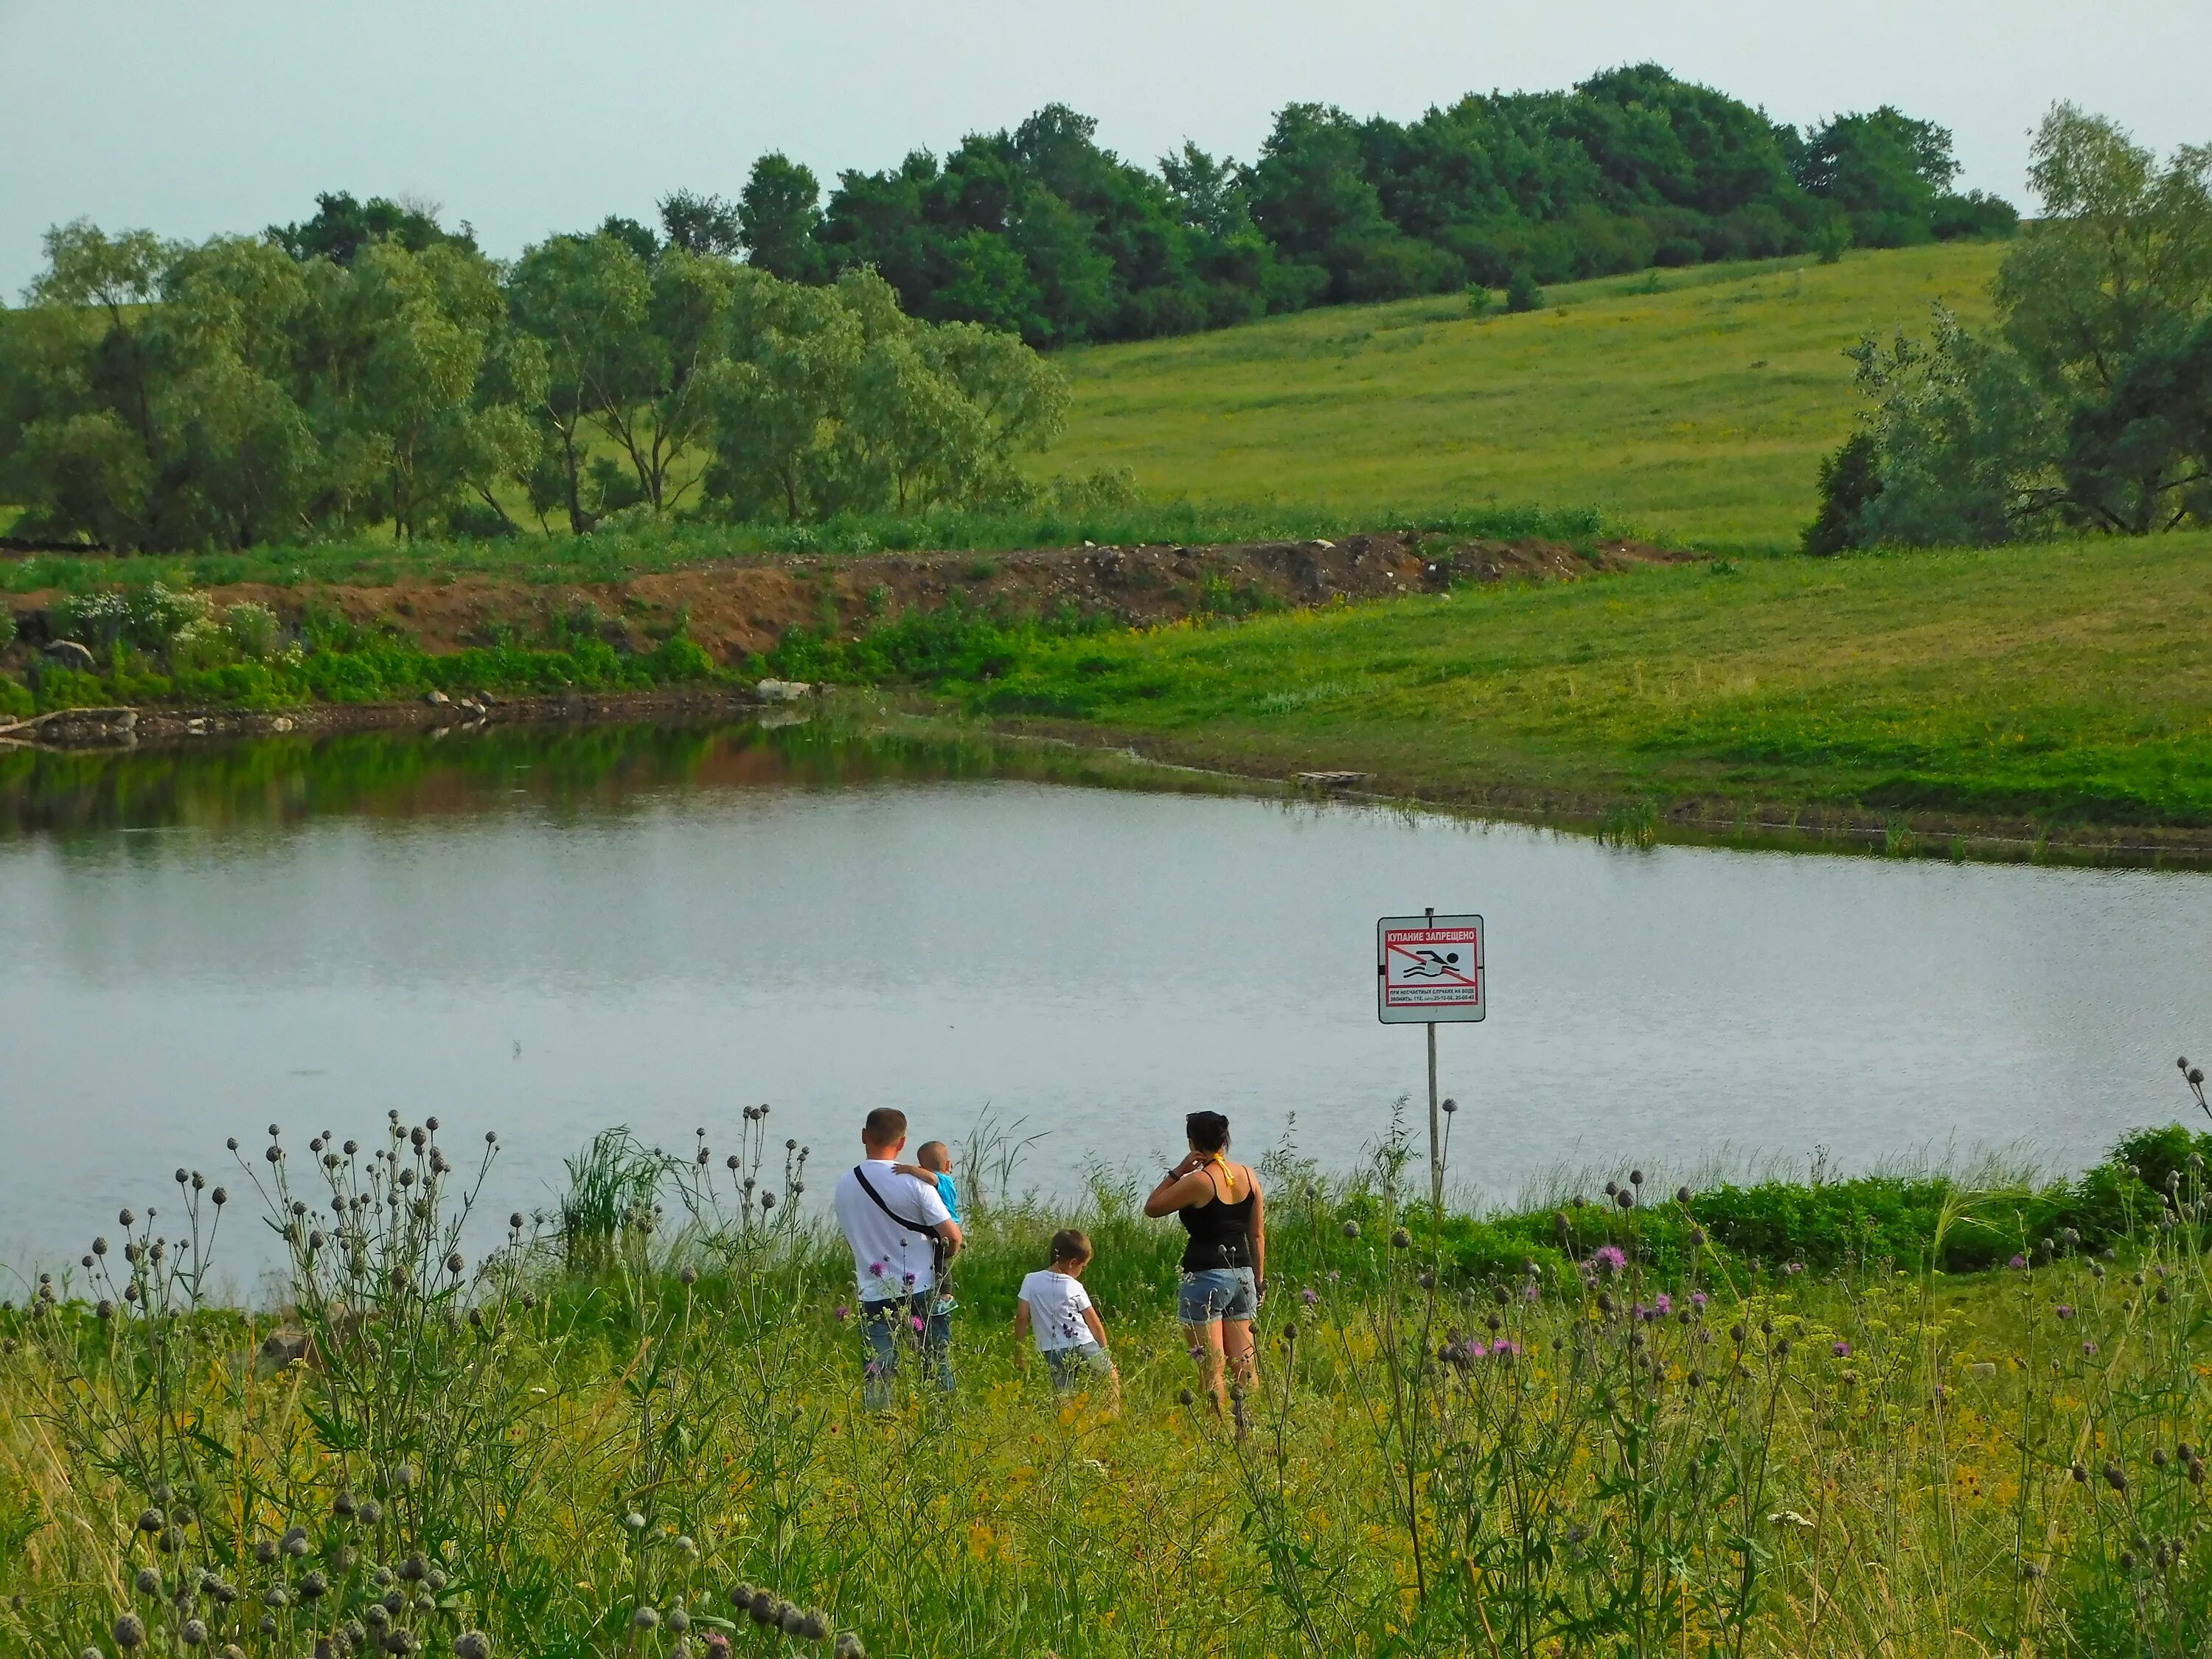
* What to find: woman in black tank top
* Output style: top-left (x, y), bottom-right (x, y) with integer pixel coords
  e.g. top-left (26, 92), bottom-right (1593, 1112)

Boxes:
top-left (1144, 1111), bottom-right (1267, 1423)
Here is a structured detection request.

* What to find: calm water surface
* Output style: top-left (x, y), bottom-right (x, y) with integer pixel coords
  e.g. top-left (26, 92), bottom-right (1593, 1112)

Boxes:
top-left (4, 720), bottom-right (2209, 1269)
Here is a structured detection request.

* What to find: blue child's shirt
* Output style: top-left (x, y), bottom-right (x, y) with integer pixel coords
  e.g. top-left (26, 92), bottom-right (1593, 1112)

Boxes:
top-left (935, 1172), bottom-right (961, 1222)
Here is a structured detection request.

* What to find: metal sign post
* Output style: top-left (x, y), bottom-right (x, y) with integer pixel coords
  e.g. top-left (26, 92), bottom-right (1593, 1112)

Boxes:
top-left (1377, 909), bottom-right (1484, 1209)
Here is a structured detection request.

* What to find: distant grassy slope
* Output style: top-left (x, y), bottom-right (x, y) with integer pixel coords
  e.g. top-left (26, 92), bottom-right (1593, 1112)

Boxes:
top-left (1046, 243), bottom-right (2008, 554)
top-left (966, 532), bottom-right (2212, 832)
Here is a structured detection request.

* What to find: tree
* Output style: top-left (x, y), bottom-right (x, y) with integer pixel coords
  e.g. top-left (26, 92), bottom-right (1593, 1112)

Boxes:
top-left (659, 190), bottom-right (743, 257)
top-left (739, 156), bottom-right (827, 282)
top-left (506, 232), bottom-right (649, 532)
top-left (590, 247), bottom-right (740, 513)
top-left (268, 192), bottom-right (473, 265)
top-left (1796, 109), bottom-right (1957, 248)
top-left (1815, 105), bottom-right (2211, 548)
top-left (701, 268), bottom-right (1065, 521)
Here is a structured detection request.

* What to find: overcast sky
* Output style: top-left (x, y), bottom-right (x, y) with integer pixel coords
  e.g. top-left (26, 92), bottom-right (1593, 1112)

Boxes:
top-left (4, 0), bottom-right (2207, 296)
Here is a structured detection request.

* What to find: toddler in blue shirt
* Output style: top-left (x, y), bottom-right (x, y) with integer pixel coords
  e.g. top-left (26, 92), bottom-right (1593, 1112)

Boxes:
top-left (894, 1140), bottom-right (961, 1312)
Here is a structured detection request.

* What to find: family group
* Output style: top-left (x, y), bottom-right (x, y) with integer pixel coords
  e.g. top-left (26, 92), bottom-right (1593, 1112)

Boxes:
top-left (828, 1107), bottom-right (1267, 1415)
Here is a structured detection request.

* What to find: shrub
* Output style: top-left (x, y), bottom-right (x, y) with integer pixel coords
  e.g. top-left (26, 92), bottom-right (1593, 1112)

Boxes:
top-left (1803, 431), bottom-right (1885, 554)
top-left (1505, 268), bottom-right (1545, 313)
top-left (222, 602), bottom-right (281, 660)
top-left (0, 672), bottom-right (30, 719)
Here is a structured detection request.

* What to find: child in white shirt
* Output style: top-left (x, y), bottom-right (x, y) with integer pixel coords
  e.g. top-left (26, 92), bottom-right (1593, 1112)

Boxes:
top-left (1015, 1229), bottom-right (1117, 1402)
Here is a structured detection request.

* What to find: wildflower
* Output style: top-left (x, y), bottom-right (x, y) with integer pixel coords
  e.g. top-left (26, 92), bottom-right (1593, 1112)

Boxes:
top-left (1523, 1284), bottom-right (1540, 1302)
top-left (1654, 1293), bottom-right (1672, 1316)
top-left (900, 1270), bottom-right (915, 1286)
top-left (1301, 1287), bottom-right (1318, 1307)
top-left (1416, 1270), bottom-right (1436, 1290)
top-left (2054, 1304), bottom-right (2074, 1320)
top-left (2008, 1254), bottom-right (2026, 1270)
top-left (2104, 1462), bottom-right (2126, 1492)
top-left (869, 1262), bottom-right (886, 1279)
top-left (1177, 1388), bottom-right (1195, 1406)
top-left (910, 1316), bottom-right (925, 1332)
top-left (835, 1305), bottom-right (849, 1321)
top-left (1587, 1246), bottom-right (1626, 1279)
top-left (133, 1569), bottom-right (161, 1596)
top-left (1327, 1269), bottom-right (1340, 1281)
top-left (1691, 1291), bottom-right (1708, 1310)
top-left (678, 1266), bottom-right (698, 1287)
top-left (1783, 1261), bottom-right (1804, 1275)
top-left (1832, 1340), bottom-right (1851, 1358)
top-left (1390, 1227), bottom-right (1411, 1249)
top-left (2082, 1341), bottom-right (2098, 1357)
top-left (1188, 1343), bottom-right (1205, 1362)
top-left (667, 1608), bottom-right (691, 1633)
top-left (624, 1512), bottom-right (647, 1531)
top-left (1490, 1337), bottom-right (1520, 1359)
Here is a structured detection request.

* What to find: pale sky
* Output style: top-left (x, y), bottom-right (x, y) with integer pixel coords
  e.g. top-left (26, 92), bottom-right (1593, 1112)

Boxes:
top-left (4, 0), bottom-right (2207, 296)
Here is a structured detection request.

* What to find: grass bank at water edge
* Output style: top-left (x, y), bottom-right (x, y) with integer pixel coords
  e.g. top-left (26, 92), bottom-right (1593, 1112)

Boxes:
top-left (879, 532), bottom-right (2212, 836)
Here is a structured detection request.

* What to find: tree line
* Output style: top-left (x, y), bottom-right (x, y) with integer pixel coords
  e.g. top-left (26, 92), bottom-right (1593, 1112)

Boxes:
top-left (674, 63), bottom-right (2013, 348)
top-left (1807, 105), bottom-right (2211, 548)
top-left (0, 220), bottom-right (1071, 550)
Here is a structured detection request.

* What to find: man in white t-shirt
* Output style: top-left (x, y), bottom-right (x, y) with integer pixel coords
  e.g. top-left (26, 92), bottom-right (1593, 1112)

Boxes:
top-left (832, 1107), bottom-right (964, 1407)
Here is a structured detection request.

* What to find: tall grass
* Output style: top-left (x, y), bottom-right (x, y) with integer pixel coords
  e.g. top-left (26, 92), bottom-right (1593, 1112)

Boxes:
top-left (1, 1079), bottom-right (2208, 1658)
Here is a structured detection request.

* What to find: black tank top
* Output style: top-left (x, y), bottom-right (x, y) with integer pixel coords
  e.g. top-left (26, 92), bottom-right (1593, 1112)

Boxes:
top-left (1178, 1166), bottom-right (1255, 1271)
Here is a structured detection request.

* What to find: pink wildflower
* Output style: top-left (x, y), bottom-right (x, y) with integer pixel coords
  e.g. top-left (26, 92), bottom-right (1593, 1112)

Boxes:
top-left (1587, 1246), bottom-right (1627, 1279)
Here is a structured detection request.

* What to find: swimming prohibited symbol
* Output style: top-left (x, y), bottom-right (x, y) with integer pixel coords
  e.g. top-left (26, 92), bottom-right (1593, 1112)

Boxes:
top-left (1376, 914), bottom-right (1484, 1023)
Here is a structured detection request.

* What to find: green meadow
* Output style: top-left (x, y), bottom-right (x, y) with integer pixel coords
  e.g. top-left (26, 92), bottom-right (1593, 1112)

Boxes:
top-left (944, 530), bottom-right (2212, 834)
top-left (1046, 243), bottom-right (2008, 555)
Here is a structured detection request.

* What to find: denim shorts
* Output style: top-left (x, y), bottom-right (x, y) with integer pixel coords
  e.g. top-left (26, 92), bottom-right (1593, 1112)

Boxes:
top-left (1178, 1266), bottom-right (1257, 1324)
top-left (1043, 1340), bottom-right (1113, 1391)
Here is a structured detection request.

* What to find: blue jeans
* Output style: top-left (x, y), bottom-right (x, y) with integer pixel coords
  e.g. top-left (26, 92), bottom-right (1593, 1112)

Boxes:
top-left (1044, 1341), bottom-right (1113, 1392)
top-left (1178, 1266), bottom-right (1258, 1325)
top-left (860, 1292), bottom-right (953, 1408)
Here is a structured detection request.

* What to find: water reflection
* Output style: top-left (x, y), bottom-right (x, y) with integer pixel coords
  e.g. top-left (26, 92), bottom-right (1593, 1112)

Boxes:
top-left (2, 719), bottom-right (2208, 1270)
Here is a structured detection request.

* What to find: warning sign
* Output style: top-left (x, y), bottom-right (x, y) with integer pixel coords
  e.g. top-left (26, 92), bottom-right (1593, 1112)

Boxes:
top-left (1376, 914), bottom-right (1484, 1024)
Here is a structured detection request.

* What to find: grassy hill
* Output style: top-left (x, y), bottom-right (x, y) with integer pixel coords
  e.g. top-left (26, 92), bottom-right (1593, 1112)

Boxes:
top-left (1046, 242), bottom-right (2009, 555)
top-left (955, 529), bottom-right (2212, 841)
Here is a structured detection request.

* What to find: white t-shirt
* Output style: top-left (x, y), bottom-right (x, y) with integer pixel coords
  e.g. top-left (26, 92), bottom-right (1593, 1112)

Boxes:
top-left (832, 1160), bottom-right (953, 1298)
top-left (1018, 1270), bottom-right (1096, 1352)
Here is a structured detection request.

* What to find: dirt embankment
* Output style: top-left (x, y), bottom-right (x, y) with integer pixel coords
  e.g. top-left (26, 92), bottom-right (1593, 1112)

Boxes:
top-left (6, 533), bottom-right (1691, 666)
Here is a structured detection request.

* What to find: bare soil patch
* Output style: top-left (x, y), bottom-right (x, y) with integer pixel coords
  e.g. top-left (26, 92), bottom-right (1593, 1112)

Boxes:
top-left (5, 533), bottom-right (1690, 665)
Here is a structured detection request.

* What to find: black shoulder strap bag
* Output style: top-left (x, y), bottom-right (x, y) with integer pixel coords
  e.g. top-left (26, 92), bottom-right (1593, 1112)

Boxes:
top-left (851, 1166), bottom-right (948, 1295)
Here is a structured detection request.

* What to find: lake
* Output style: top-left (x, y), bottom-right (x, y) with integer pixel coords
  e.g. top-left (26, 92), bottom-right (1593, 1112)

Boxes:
top-left (4, 717), bottom-right (2208, 1271)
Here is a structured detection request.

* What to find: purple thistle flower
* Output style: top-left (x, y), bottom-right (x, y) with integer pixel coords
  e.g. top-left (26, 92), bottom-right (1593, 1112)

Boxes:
top-left (2081, 1340), bottom-right (2098, 1357)
top-left (902, 1270), bottom-right (917, 1286)
top-left (2008, 1254), bottom-right (2026, 1270)
top-left (1587, 1246), bottom-right (1627, 1279)
top-left (1832, 1340), bottom-right (1851, 1358)
top-left (1189, 1343), bottom-right (1206, 1361)
top-left (869, 1261), bottom-right (886, 1278)
top-left (1783, 1262), bottom-right (1804, 1276)
top-left (2053, 1304), bottom-right (2074, 1321)
top-left (910, 1315), bottom-right (925, 1332)
top-left (1301, 1287), bottom-right (1318, 1306)
top-left (1691, 1291), bottom-right (1708, 1310)
top-left (1523, 1283), bottom-right (1540, 1302)
top-left (1654, 1293), bottom-right (1672, 1316)
top-left (1490, 1338), bottom-right (1520, 1358)
top-left (835, 1304), bottom-right (849, 1321)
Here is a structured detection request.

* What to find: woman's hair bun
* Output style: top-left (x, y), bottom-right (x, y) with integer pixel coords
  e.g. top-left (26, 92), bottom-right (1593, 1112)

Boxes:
top-left (1186, 1111), bottom-right (1230, 1152)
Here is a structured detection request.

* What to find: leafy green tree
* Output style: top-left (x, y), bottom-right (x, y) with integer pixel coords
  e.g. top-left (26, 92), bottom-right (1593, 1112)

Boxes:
top-left (591, 247), bottom-right (740, 512)
top-left (507, 232), bottom-right (652, 531)
top-left (1819, 105), bottom-right (2211, 547)
top-left (595, 216), bottom-right (661, 263)
top-left (701, 268), bottom-right (1065, 521)
top-left (737, 156), bottom-right (827, 282)
top-left (268, 192), bottom-right (475, 265)
top-left (658, 191), bottom-right (743, 257)
top-left (1795, 108), bottom-right (1956, 248)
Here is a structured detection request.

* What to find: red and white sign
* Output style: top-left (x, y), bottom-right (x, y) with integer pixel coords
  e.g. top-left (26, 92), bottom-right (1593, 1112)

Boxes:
top-left (1376, 914), bottom-right (1484, 1023)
